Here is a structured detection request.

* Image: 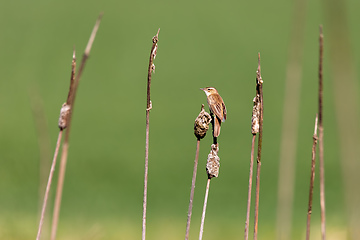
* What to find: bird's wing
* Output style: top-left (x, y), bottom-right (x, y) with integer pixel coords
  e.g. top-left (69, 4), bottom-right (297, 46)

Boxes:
top-left (222, 102), bottom-right (226, 121)
top-left (208, 95), bottom-right (224, 121)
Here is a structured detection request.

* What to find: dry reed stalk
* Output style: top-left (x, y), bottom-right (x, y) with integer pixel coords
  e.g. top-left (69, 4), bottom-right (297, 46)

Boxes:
top-left (50, 13), bottom-right (102, 240)
top-left (244, 135), bottom-right (256, 240)
top-left (306, 115), bottom-right (318, 240)
top-left (143, 28), bottom-right (160, 240)
top-left (36, 131), bottom-right (63, 240)
top-left (36, 47), bottom-right (77, 240)
top-left (185, 105), bottom-right (211, 240)
top-left (253, 53), bottom-right (263, 240)
top-left (50, 138), bottom-right (68, 240)
top-left (199, 178), bottom-right (211, 240)
top-left (244, 72), bottom-right (261, 240)
top-left (198, 143), bottom-right (220, 240)
top-left (185, 139), bottom-right (200, 240)
top-left (318, 25), bottom-right (326, 240)
top-left (49, 50), bottom-right (76, 240)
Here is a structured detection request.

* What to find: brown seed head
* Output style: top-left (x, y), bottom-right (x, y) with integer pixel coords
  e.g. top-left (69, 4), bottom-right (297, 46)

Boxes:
top-left (58, 103), bottom-right (71, 130)
top-left (194, 104), bottom-right (212, 140)
top-left (206, 144), bottom-right (220, 179)
top-left (251, 95), bottom-right (260, 134)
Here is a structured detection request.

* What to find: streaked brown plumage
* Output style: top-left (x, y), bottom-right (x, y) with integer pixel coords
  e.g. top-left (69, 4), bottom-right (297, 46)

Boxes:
top-left (200, 87), bottom-right (227, 137)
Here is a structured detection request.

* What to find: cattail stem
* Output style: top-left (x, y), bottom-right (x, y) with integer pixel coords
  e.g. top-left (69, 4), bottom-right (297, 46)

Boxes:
top-left (185, 139), bottom-right (201, 240)
top-left (199, 178), bottom-right (211, 240)
top-left (253, 160), bottom-right (261, 240)
top-left (143, 28), bottom-right (160, 240)
top-left (246, 70), bottom-right (261, 240)
top-left (188, 104), bottom-right (211, 240)
top-left (143, 112), bottom-right (149, 240)
top-left (318, 25), bottom-right (326, 240)
top-left (50, 140), bottom-right (68, 240)
top-left (40, 48), bottom-right (75, 240)
top-left (306, 115), bottom-right (318, 240)
top-left (50, 14), bottom-right (102, 240)
top-left (199, 144), bottom-right (219, 240)
top-left (50, 56), bottom-right (75, 240)
top-left (253, 53), bottom-right (263, 240)
top-left (36, 130), bottom-right (63, 240)
top-left (244, 134), bottom-right (256, 240)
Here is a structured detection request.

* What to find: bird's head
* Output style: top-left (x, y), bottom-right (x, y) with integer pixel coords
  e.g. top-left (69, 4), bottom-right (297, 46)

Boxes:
top-left (200, 87), bottom-right (218, 96)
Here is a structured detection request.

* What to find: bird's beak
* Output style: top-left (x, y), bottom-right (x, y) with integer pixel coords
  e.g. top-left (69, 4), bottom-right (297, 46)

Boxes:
top-left (200, 88), bottom-right (205, 91)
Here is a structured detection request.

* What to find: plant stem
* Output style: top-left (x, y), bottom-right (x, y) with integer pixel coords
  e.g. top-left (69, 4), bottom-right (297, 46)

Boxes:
top-left (50, 140), bottom-right (68, 240)
top-left (306, 115), bottom-right (318, 240)
top-left (185, 139), bottom-right (201, 240)
top-left (318, 25), bottom-right (326, 240)
top-left (143, 118), bottom-right (149, 240)
top-left (50, 51), bottom-right (76, 240)
top-left (244, 134), bottom-right (256, 240)
top-left (253, 160), bottom-right (261, 240)
top-left (71, 13), bottom-right (103, 108)
top-left (254, 53), bottom-right (264, 240)
top-left (199, 178), bottom-right (211, 240)
top-left (253, 53), bottom-right (263, 240)
top-left (143, 28), bottom-right (160, 240)
top-left (50, 14), bottom-right (102, 240)
top-left (36, 130), bottom-right (63, 240)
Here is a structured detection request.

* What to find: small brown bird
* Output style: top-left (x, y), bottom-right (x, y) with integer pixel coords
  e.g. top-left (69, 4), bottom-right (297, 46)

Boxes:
top-left (200, 87), bottom-right (227, 137)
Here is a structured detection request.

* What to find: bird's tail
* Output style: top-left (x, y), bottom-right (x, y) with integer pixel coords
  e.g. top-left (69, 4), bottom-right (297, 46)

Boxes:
top-left (213, 116), bottom-right (221, 138)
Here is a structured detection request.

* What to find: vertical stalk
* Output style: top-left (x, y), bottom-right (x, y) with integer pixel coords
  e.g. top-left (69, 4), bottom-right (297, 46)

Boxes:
top-left (253, 161), bottom-right (261, 240)
top-left (185, 139), bottom-right (201, 240)
top-left (36, 131), bottom-right (63, 240)
top-left (306, 115), bottom-right (318, 240)
top-left (244, 134), bottom-right (256, 240)
top-left (246, 64), bottom-right (262, 239)
top-left (199, 178), bottom-right (211, 240)
top-left (199, 142), bottom-right (220, 240)
top-left (143, 110), bottom-right (150, 240)
top-left (50, 14), bottom-right (102, 240)
top-left (318, 25), bottom-right (326, 240)
top-left (143, 28), bottom-right (160, 240)
top-left (253, 53), bottom-right (263, 240)
top-left (37, 47), bottom-right (76, 240)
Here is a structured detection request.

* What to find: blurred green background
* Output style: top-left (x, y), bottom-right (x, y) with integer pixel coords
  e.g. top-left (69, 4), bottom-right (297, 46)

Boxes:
top-left (1, 0), bottom-right (359, 239)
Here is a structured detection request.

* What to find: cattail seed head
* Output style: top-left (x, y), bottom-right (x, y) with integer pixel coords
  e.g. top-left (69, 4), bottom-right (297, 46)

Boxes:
top-left (194, 104), bottom-right (212, 140)
top-left (206, 144), bottom-right (220, 178)
top-left (251, 95), bottom-right (260, 134)
top-left (58, 103), bottom-right (71, 130)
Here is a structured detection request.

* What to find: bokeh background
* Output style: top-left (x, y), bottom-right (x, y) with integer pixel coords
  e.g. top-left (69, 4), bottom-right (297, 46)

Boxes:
top-left (1, 0), bottom-right (359, 239)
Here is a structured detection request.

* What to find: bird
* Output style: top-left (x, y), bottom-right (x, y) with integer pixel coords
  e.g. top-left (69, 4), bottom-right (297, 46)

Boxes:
top-left (200, 87), bottom-right (227, 138)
